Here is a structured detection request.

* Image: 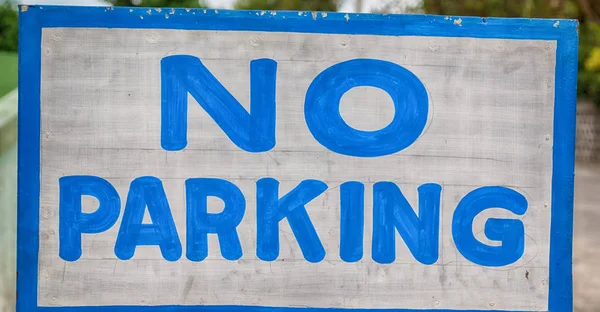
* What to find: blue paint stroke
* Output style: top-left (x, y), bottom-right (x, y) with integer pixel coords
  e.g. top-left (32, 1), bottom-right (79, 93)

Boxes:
top-left (256, 178), bottom-right (327, 263)
top-left (186, 178), bottom-right (246, 261)
top-left (161, 55), bottom-right (277, 152)
top-left (17, 8), bottom-right (42, 311)
top-left (339, 181), bottom-right (364, 262)
top-left (114, 177), bottom-right (182, 261)
top-left (452, 186), bottom-right (528, 267)
top-left (59, 176), bottom-right (121, 262)
top-left (304, 59), bottom-right (428, 157)
top-left (372, 183), bottom-right (441, 265)
top-left (548, 26), bottom-right (579, 312)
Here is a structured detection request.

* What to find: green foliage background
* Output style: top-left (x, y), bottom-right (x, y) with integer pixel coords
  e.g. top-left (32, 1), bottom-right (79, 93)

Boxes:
top-left (108, 0), bottom-right (208, 8)
top-left (0, 0), bottom-right (598, 105)
top-left (234, 0), bottom-right (337, 11)
top-left (0, 3), bottom-right (17, 53)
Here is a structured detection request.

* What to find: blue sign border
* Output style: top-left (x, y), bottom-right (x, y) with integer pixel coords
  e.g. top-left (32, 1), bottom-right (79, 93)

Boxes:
top-left (17, 5), bottom-right (579, 312)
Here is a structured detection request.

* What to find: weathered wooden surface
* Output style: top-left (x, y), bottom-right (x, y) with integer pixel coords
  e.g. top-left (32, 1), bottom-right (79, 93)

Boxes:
top-left (37, 28), bottom-right (557, 310)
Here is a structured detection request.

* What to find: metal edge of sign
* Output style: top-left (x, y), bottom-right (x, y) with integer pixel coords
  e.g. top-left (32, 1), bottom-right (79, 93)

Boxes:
top-left (16, 5), bottom-right (579, 312)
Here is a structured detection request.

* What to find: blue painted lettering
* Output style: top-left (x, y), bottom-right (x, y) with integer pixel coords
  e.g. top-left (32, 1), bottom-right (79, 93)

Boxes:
top-left (59, 176), bottom-right (121, 261)
top-left (372, 182), bottom-right (442, 264)
top-left (304, 59), bottom-right (429, 157)
top-left (452, 186), bottom-right (528, 267)
top-left (339, 181), bottom-right (364, 262)
top-left (58, 168), bottom-right (528, 267)
top-left (114, 177), bottom-right (182, 261)
top-left (186, 178), bottom-right (246, 261)
top-left (256, 178), bottom-right (327, 263)
top-left (161, 55), bottom-right (277, 152)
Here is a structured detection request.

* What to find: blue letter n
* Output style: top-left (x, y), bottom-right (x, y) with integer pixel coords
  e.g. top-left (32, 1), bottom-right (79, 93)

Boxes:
top-left (372, 182), bottom-right (442, 265)
top-left (161, 55), bottom-right (277, 152)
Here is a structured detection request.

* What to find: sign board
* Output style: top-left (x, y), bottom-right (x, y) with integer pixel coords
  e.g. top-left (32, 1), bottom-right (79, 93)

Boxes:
top-left (17, 5), bottom-right (579, 312)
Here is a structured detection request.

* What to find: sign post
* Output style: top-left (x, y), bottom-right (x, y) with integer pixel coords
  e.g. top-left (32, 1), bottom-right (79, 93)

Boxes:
top-left (18, 5), bottom-right (579, 312)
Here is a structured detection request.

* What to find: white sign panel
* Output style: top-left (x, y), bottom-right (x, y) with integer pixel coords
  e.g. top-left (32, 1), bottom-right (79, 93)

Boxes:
top-left (17, 5), bottom-right (579, 312)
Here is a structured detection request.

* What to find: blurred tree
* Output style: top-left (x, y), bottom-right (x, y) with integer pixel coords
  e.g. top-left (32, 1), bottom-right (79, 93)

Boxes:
top-left (0, 2), bottom-right (18, 52)
top-left (579, 0), bottom-right (600, 23)
top-left (579, 21), bottom-right (600, 104)
top-left (416, 0), bottom-right (598, 19)
top-left (390, 0), bottom-right (600, 106)
top-left (109, 0), bottom-right (207, 7)
top-left (234, 0), bottom-right (338, 11)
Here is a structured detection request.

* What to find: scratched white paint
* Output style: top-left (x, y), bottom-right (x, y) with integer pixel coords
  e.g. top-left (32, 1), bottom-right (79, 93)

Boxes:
top-left (38, 28), bottom-right (556, 310)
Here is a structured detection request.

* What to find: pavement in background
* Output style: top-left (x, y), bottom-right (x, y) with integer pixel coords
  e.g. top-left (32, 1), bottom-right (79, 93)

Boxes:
top-left (573, 163), bottom-right (600, 312)
top-left (0, 144), bottom-right (15, 312)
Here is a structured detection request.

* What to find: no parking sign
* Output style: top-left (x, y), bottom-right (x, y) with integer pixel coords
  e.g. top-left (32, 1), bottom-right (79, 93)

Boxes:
top-left (17, 5), bottom-right (578, 312)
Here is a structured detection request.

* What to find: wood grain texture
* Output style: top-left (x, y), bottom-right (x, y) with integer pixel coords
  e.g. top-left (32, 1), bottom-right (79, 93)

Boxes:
top-left (38, 28), bottom-right (556, 310)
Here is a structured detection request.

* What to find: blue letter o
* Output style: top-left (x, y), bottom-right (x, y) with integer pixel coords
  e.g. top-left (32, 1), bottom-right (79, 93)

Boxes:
top-left (304, 59), bottom-right (429, 157)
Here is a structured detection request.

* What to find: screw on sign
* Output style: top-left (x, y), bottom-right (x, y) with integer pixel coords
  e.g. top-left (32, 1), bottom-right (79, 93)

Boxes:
top-left (17, 5), bottom-right (578, 312)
